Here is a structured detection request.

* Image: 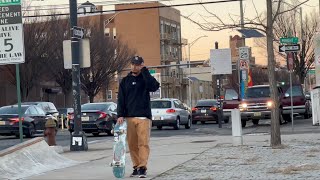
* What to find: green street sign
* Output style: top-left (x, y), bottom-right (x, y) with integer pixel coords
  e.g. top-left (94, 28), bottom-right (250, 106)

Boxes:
top-left (280, 37), bottom-right (299, 44)
top-left (308, 69), bottom-right (315, 75)
top-left (149, 69), bottom-right (156, 74)
top-left (0, 0), bottom-right (20, 6)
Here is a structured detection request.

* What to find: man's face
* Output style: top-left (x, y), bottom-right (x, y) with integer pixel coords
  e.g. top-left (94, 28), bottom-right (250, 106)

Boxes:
top-left (131, 63), bottom-right (142, 75)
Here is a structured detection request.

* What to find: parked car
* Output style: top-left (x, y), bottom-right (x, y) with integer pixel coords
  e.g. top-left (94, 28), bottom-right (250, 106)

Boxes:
top-left (68, 102), bottom-right (117, 136)
top-left (57, 108), bottom-right (74, 128)
top-left (192, 99), bottom-right (219, 124)
top-left (0, 105), bottom-right (55, 138)
top-left (280, 84), bottom-right (311, 121)
top-left (223, 88), bottom-right (240, 123)
top-left (19, 102), bottom-right (59, 117)
top-left (239, 85), bottom-right (285, 127)
top-left (151, 98), bottom-right (191, 130)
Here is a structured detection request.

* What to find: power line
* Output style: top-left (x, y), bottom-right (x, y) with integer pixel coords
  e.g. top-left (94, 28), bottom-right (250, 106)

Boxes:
top-left (22, 0), bottom-right (174, 11)
top-left (22, 0), bottom-right (242, 18)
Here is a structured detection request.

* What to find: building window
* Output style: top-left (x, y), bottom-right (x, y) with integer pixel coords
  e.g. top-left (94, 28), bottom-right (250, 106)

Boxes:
top-left (107, 90), bottom-right (112, 100)
top-left (105, 28), bottom-right (110, 37)
top-left (113, 28), bottom-right (117, 39)
top-left (115, 92), bottom-right (118, 99)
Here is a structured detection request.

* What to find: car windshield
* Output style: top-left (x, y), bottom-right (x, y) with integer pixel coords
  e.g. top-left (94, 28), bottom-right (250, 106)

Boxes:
top-left (225, 89), bottom-right (238, 100)
top-left (151, 101), bottom-right (172, 109)
top-left (196, 100), bottom-right (217, 107)
top-left (81, 103), bottom-right (110, 111)
top-left (48, 103), bottom-right (57, 111)
top-left (246, 87), bottom-right (270, 98)
top-left (285, 86), bottom-right (303, 97)
top-left (0, 106), bottom-right (28, 115)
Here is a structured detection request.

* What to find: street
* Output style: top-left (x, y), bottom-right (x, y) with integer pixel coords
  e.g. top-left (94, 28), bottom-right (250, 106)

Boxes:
top-left (0, 117), bottom-right (318, 151)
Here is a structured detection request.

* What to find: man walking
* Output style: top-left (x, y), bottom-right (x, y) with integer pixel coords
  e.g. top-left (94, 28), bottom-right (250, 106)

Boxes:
top-left (117, 56), bottom-right (160, 178)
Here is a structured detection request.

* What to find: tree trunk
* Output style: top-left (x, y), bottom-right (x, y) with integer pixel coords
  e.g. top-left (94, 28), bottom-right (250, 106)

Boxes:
top-left (267, 0), bottom-right (281, 147)
top-left (89, 95), bottom-right (94, 103)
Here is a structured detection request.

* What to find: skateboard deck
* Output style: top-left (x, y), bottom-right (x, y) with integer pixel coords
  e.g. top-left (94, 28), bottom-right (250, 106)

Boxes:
top-left (111, 121), bottom-right (127, 178)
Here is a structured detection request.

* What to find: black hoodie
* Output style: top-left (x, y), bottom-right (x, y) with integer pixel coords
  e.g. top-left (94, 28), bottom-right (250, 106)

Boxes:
top-left (117, 67), bottom-right (160, 119)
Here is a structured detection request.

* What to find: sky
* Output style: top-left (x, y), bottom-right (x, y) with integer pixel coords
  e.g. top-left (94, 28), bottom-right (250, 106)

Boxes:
top-left (26, 0), bottom-right (320, 65)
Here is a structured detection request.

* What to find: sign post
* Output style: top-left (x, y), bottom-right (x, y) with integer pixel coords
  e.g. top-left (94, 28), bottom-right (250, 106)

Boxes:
top-left (210, 43), bottom-right (232, 128)
top-left (239, 47), bottom-right (250, 99)
top-left (279, 36), bottom-right (300, 132)
top-left (0, 0), bottom-right (25, 143)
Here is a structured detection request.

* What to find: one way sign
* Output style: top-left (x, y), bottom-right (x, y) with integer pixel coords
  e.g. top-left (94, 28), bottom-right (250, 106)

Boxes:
top-left (72, 26), bottom-right (84, 39)
top-left (279, 44), bottom-right (300, 52)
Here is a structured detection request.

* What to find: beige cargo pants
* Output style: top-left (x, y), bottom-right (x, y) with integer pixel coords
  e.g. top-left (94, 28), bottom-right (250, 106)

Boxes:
top-left (126, 117), bottom-right (151, 169)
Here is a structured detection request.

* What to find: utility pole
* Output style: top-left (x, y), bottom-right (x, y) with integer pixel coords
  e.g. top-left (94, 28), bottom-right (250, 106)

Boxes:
top-left (69, 0), bottom-right (88, 151)
top-left (239, 0), bottom-right (245, 97)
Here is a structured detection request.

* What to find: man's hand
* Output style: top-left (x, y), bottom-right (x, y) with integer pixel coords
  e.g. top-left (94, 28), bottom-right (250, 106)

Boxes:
top-left (137, 63), bottom-right (145, 71)
top-left (117, 117), bottom-right (124, 124)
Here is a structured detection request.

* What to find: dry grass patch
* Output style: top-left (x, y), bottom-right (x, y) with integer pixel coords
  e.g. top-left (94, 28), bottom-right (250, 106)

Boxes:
top-left (306, 154), bottom-right (317, 157)
top-left (272, 144), bottom-right (288, 149)
top-left (224, 156), bottom-right (238, 159)
top-left (268, 164), bottom-right (320, 174)
top-left (309, 148), bottom-right (320, 153)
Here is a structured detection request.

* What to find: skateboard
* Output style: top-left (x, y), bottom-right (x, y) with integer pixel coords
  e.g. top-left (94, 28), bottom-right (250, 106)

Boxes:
top-left (111, 121), bottom-right (127, 178)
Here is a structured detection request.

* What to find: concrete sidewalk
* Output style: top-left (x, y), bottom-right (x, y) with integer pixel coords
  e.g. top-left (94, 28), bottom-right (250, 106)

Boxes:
top-left (27, 135), bottom-right (219, 180)
top-left (27, 132), bottom-right (320, 180)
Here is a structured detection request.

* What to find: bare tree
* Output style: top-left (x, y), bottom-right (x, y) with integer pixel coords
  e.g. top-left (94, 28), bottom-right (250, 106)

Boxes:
top-left (182, 0), bottom-right (309, 147)
top-left (0, 15), bottom-right (53, 101)
top-left (79, 20), bottom-right (135, 102)
top-left (256, 4), bottom-right (317, 84)
top-left (45, 15), bottom-right (73, 107)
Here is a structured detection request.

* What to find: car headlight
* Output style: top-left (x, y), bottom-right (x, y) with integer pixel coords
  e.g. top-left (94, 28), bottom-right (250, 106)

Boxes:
top-left (240, 103), bottom-right (247, 108)
top-left (267, 101), bottom-right (273, 107)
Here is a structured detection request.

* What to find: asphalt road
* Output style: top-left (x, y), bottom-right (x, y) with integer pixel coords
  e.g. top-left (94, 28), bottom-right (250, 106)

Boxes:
top-left (0, 117), bottom-right (319, 151)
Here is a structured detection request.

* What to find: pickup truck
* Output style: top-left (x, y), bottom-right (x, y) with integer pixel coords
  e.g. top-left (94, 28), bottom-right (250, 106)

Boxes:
top-left (239, 85), bottom-right (284, 127)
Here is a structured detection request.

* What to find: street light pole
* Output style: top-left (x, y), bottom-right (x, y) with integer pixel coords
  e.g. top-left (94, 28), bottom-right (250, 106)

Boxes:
top-left (188, 35), bottom-right (207, 108)
top-left (69, 0), bottom-right (88, 151)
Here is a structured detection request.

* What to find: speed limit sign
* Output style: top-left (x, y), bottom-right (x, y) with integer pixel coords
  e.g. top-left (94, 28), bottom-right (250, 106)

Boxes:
top-left (0, 1), bottom-right (25, 65)
top-left (239, 47), bottom-right (249, 60)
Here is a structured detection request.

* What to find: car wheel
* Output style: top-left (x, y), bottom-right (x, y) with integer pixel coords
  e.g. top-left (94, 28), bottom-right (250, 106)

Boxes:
top-left (174, 118), bottom-right (180, 130)
top-left (26, 123), bottom-right (35, 138)
top-left (252, 119), bottom-right (259, 125)
top-left (185, 117), bottom-right (191, 129)
top-left (157, 126), bottom-right (162, 130)
top-left (283, 114), bottom-right (291, 122)
top-left (92, 132), bottom-right (100, 137)
top-left (241, 120), bottom-right (246, 128)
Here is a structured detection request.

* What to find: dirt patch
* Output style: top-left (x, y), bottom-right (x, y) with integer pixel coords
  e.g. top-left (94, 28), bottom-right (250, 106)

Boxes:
top-left (306, 154), bottom-right (317, 157)
top-left (224, 156), bottom-right (238, 159)
top-left (268, 164), bottom-right (320, 174)
top-left (309, 148), bottom-right (320, 153)
top-left (272, 144), bottom-right (288, 149)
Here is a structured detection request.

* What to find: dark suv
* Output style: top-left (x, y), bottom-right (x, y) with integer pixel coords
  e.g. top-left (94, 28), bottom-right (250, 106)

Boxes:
top-left (239, 85), bottom-right (284, 127)
top-left (280, 84), bottom-right (311, 121)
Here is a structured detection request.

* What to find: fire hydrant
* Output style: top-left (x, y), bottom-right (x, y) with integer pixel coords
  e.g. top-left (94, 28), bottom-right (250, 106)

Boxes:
top-left (44, 116), bottom-right (57, 146)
